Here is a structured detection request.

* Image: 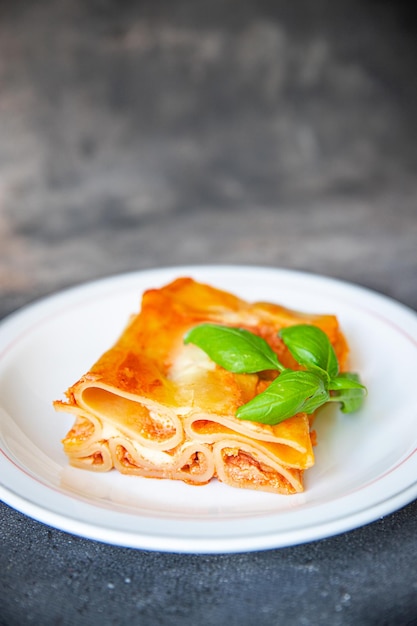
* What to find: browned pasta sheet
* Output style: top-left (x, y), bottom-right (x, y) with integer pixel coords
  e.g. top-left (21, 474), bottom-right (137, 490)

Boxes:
top-left (54, 277), bottom-right (349, 494)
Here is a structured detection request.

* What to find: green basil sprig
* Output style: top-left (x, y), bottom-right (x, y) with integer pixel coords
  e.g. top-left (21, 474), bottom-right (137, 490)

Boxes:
top-left (184, 323), bottom-right (366, 425)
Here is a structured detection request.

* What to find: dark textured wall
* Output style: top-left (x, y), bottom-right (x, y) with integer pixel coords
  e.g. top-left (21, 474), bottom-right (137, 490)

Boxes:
top-left (1, 0), bottom-right (416, 315)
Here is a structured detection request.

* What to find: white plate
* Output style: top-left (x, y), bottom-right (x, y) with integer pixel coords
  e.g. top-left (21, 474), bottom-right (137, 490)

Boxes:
top-left (1, 265), bottom-right (417, 553)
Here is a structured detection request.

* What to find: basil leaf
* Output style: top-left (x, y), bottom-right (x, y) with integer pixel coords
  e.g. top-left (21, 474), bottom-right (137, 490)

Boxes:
top-left (328, 372), bottom-right (365, 390)
top-left (236, 370), bottom-right (329, 425)
top-left (280, 324), bottom-right (339, 379)
top-left (328, 372), bottom-right (367, 413)
top-left (184, 324), bottom-right (284, 373)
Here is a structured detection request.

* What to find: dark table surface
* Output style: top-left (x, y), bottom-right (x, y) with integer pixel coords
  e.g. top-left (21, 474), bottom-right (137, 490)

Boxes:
top-left (1, 1), bottom-right (417, 624)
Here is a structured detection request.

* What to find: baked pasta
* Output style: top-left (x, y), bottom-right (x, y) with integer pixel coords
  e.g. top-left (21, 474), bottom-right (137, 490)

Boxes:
top-left (54, 277), bottom-right (349, 494)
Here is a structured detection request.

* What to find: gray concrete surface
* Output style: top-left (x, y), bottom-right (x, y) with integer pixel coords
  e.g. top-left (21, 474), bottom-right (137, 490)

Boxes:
top-left (1, 1), bottom-right (417, 624)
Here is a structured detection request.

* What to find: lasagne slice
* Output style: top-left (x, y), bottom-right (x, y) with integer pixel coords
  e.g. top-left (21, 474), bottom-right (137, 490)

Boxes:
top-left (55, 277), bottom-right (348, 494)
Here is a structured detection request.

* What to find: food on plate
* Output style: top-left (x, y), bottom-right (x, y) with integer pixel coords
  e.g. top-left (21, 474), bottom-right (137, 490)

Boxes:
top-left (54, 277), bottom-right (365, 494)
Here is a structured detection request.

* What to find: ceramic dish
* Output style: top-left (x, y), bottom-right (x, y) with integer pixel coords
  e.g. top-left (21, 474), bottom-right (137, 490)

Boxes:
top-left (1, 266), bottom-right (417, 553)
